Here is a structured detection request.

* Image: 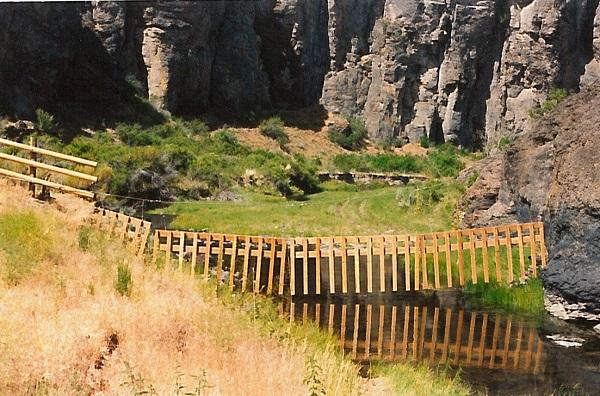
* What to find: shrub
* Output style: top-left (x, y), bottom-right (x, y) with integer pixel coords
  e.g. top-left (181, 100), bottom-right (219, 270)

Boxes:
top-left (117, 123), bottom-right (160, 146)
top-left (288, 156), bottom-right (321, 195)
top-left (328, 117), bottom-right (367, 151)
top-left (115, 262), bottom-right (133, 297)
top-left (259, 117), bottom-right (289, 149)
top-left (332, 153), bottom-right (423, 174)
top-left (210, 129), bottom-right (249, 156)
top-left (497, 136), bottom-right (511, 150)
top-left (425, 144), bottom-right (464, 178)
top-left (419, 134), bottom-right (430, 148)
top-left (35, 108), bottom-right (56, 134)
top-left (528, 88), bottom-right (568, 119)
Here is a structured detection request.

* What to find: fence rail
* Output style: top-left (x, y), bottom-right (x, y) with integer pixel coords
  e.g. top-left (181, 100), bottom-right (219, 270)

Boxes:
top-left (93, 209), bottom-right (152, 257)
top-left (152, 222), bottom-right (547, 296)
top-left (0, 137), bottom-right (97, 198)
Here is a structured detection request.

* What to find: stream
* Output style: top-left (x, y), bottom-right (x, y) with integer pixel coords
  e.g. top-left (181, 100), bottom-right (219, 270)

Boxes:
top-left (283, 292), bottom-right (600, 395)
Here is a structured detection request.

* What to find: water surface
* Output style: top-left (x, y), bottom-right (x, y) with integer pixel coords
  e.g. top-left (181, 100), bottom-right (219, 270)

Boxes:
top-left (283, 292), bottom-right (600, 395)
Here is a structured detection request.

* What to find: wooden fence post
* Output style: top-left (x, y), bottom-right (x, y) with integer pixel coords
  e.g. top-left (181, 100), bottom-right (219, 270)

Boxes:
top-left (28, 136), bottom-right (37, 197)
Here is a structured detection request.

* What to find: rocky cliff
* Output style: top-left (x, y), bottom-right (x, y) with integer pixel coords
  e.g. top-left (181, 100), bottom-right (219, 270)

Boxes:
top-left (1, 0), bottom-right (600, 144)
top-left (461, 85), bottom-right (600, 315)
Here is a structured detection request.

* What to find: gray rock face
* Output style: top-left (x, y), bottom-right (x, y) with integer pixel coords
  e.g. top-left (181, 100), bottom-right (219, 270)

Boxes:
top-left (2, 0), bottom-right (600, 147)
top-left (485, 0), bottom-right (600, 144)
top-left (462, 86), bottom-right (600, 314)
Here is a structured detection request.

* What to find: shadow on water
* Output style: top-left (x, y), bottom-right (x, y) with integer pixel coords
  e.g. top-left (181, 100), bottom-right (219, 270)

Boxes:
top-left (282, 292), bottom-right (600, 395)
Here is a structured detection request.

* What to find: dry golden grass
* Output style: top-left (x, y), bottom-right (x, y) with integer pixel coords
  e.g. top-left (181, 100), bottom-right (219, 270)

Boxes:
top-left (0, 183), bottom-right (470, 396)
top-left (0, 185), bottom-right (363, 395)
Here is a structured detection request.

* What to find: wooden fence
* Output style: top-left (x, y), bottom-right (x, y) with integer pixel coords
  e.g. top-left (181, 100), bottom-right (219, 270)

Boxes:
top-left (93, 208), bottom-right (152, 257)
top-left (281, 301), bottom-right (544, 374)
top-left (152, 222), bottom-right (547, 296)
top-left (0, 137), bottom-right (97, 198)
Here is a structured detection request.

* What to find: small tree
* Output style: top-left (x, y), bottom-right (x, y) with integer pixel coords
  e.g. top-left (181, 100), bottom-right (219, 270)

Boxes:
top-left (328, 117), bottom-right (367, 151)
top-left (35, 108), bottom-right (56, 134)
top-left (259, 117), bottom-right (289, 149)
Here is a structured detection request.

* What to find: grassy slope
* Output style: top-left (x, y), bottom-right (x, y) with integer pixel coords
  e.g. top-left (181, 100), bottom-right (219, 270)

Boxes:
top-left (156, 181), bottom-right (465, 237)
top-left (0, 184), bottom-right (470, 395)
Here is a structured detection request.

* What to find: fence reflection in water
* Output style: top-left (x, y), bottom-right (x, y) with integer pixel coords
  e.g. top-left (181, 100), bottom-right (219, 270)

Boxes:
top-left (280, 301), bottom-right (544, 374)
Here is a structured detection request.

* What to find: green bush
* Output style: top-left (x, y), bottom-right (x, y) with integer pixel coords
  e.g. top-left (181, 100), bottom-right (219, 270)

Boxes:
top-left (328, 117), bottom-right (368, 151)
top-left (35, 108), bottom-right (56, 134)
top-left (288, 156), bottom-right (321, 195)
top-left (117, 123), bottom-right (160, 146)
top-left (425, 144), bottom-right (464, 178)
top-left (259, 117), bottom-right (289, 148)
top-left (332, 153), bottom-right (423, 173)
top-left (528, 88), bottom-right (569, 119)
top-left (115, 262), bottom-right (133, 297)
top-left (419, 134), bottom-right (430, 148)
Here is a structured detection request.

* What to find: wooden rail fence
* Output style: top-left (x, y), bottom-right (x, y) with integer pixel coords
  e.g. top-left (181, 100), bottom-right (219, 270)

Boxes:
top-left (281, 301), bottom-right (544, 374)
top-left (93, 209), bottom-right (152, 257)
top-left (152, 222), bottom-right (547, 296)
top-left (0, 137), bottom-right (97, 198)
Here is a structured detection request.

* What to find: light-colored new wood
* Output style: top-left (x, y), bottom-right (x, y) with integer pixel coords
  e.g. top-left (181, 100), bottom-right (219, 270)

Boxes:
top-left (539, 223), bottom-right (547, 267)
top-left (254, 237), bottom-right (264, 293)
top-left (433, 234), bottom-right (440, 289)
top-left (517, 225), bottom-right (526, 278)
top-left (493, 228), bottom-right (501, 282)
top-left (404, 235), bottom-right (411, 291)
top-left (165, 231), bottom-right (172, 269)
top-left (414, 236), bottom-right (421, 291)
top-left (242, 236), bottom-right (251, 291)
top-left (328, 237), bottom-right (336, 294)
top-left (191, 234), bottom-right (198, 277)
top-left (204, 234), bottom-right (211, 280)
top-left (267, 238), bottom-right (277, 294)
top-left (0, 152), bottom-right (98, 182)
top-left (278, 240), bottom-right (287, 295)
top-left (341, 237), bottom-right (348, 293)
top-left (0, 137), bottom-right (98, 167)
top-left (229, 236), bottom-right (238, 287)
top-left (457, 231), bottom-right (465, 286)
top-left (315, 237), bottom-right (321, 295)
top-left (469, 230), bottom-right (477, 284)
top-left (421, 235), bottom-right (428, 289)
top-left (354, 237), bottom-right (361, 294)
top-left (289, 240), bottom-right (296, 295)
top-left (445, 232), bottom-right (452, 288)
top-left (178, 232), bottom-right (185, 272)
top-left (481, 229), bottom-right (489, 283)
top-left (152, 230), bottom-right (159, 266)
top-left (391, 236), bottom-right (398, 292)
top-left (302, 238), bottom-right (309, 295)
top-left (528, 223), bottom-right (537, 277)
top-left (366, 237), bottom-right (373, 293)
top-left (506, 226), bottom-right (514, 283)
top-left (379, 236), bottom-right (386, 293)
top-left (0, 168), bottom-right (95, 198)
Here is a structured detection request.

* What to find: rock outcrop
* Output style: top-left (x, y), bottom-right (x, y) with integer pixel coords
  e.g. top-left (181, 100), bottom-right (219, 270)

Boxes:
top-left (1, 0), bottom-right (600, 144)
top-left (461, 86), bottom-right (600, 314)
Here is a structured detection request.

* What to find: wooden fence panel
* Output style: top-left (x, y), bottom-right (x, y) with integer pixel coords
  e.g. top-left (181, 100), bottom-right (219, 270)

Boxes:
top-left (140, 221), bottom-right (546, 296)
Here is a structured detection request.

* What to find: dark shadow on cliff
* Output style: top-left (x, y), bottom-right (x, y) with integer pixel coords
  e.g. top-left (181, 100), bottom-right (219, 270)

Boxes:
top-left (202, 104), bottom-right (328, 132)
top-left (0, 3), bottom-right (164, 142)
